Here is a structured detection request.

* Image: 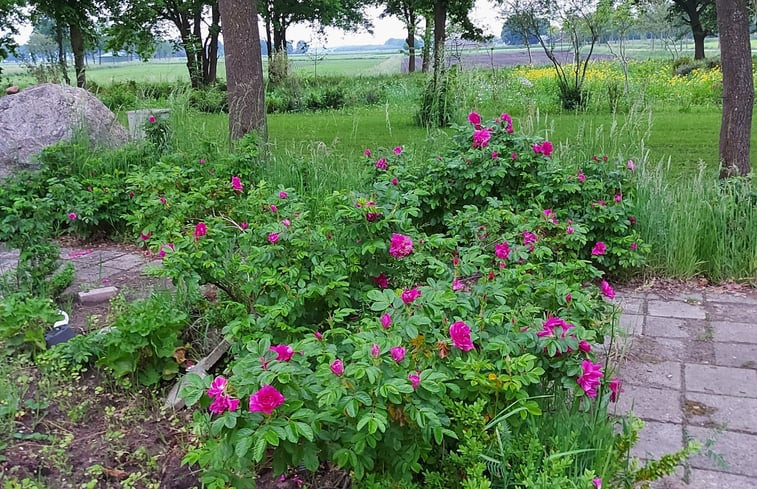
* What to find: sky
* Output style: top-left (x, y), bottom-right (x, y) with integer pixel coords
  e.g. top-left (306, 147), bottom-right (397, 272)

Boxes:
top-left (11, 1), bottom-right (505, 49)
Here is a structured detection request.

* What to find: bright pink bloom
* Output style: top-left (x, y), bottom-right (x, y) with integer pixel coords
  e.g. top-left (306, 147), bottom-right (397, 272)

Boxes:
top-left (314, 331), bottom-right (323, 340)
top-left (566, 293), bottom-right (572, 303)
top-left (627, 160), bottom-right (636, 171)
top-left (401, 288), bottom-right (421, 305)
top-left (207, 376), bottom-right (228, 398)
top-left (473, 128), bottom-right (491, 148)
top-left (375, 158), bottom-right (387, 170)
top-left (390, 346), bottom-right (406, 363)
top-left (452, 278), bottom-right (464, 291)
top-left (601, 280), bottom-right (615, 299)
top-left (491, 151), bottom-right (499, 159)
top-left (544, 209), bottom-right (553, 217)
top-left (381, 313), bottom-right (392, 329)
top-left (282, 219), bottom-right (291, 227)
top-left (279, 191), bottom-right (288, 199)
top-left (194, 222), bottom-right (207, 241)
top-left (240, 221), bottom-right (249, 230)
top-left (495, 241), bottom-right (510, 260)
top-left (579, 340), bottom-right (592, 352)
top-left (268, 233), bottom-right (279, 244)
top-left (393, 146), bottom-right (403, 155)
top-left (578, 171), bottom-right (586, 182)
top-left (540, 141), bottom-right (553, 156)
top-left (597, 200), bottom-right (607, 207)
top-left (159, 196), bottom-right (167, 204)
top-left (592, 242), bottom-right (607, 256)
top-left (270, 344), bottom-right (294, 362)
top-left (209, 393), bottom-right (239, 414)
top-left (631, 242), bottom-right (638, 251)
top-left (270, 204), bottom-right (278, 213)
top-left (537, 317), bottom-right (574, 338)
top-left (68, 212), bottom-right (77, 220)
top-left (330, 359), bottom-right (344, 376)
top-left (371, 344), bottom-right (380, 358)
top-left (577, 360), bottom-right (604, 398)
top-left (408, 373), bottom-right (420, 390)
top-left (467, 112), bottom-right (482, 127)
top-left (389, 233), bottom-right (413, 258)
top-left (449, 321), bottom-right (474, 351)
top-left (391, 178), bottom-right (398, 185)
top-left (248, 385), bottom-right (286, 415)
top-left (615, 194), bottom-right (622, 203)
top-left (511, 152), bottom-right (517, 160)
top-left (593, 478), bottom-right (602, 489)
top-left (629, 216), bottom-right (636, 226)
top-left (501, 113), bottom-right (514, 133)
top-left (148, 115), bottom-right (156, 123)
top-left (140, 232), bottom-right (152, 241)
top-left (364, 149), bottom-right (372, 157)
top-left (158, 242), bottom-right (174, 258)
top-left (453, 255), bottom-right (459, 266)
top-left (522, 231), bottom-right (538, 245)
top-left (199, 158), bottom-right (206, 164)
top-left (609, 377), bottom-right (623, 402)
top-left (231, 176), bottom-right (243, 192)
top-left (373, 273), bottom-right (389, 289)
top-left (603, 155), bottom-right (608, 162)
top-left (566, 226), bottom-right (574, 234)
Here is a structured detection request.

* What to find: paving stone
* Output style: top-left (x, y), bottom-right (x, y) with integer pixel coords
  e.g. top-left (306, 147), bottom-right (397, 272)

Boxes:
top-left (706, 292), bottom-right (757, 306)
top-left (714, 342), bottom-right (757, 369)
top-left (615, 385), bottom-right (681, 423)
top-left (618, 297), bottom-right (645, 315)
top-left (690, 469), bottom-right (757, 489)
top-left (631, 421), bottom-right (683, 460)
top-left (711, 321), bottom-right (757, 345)
top-left (685, 364), bottom-right (757, 397)
top-left (685, 392), bottom-right (757, 434)
top-left (629, 336), bottom-right (686, 363)
top-left (621, 359), bottom-right (681, 390)
top-left (644, 317), bottom-right (689, 338)
top-left (648, 300), bottom-right (707, 319)
top-left (707, 302), bottom-right (757, 323)
top-left (75, 265), bottom-right (123, 283)
top-left (648, 292), bottom-right (704, 303)
top-left (687, 426), bottom-right (757, 477)
top-left (104, 253), bottom-right (148, 271)
top-left (619, 313), bottom-right (644, 336)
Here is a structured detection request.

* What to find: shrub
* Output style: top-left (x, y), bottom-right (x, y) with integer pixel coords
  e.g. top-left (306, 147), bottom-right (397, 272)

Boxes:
top-left (0, 294), bottom-right (61, 353)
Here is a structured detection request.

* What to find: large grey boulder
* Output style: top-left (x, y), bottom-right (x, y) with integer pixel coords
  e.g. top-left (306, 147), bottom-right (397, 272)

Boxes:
top-left (0, 83), bottom-right (129, 172)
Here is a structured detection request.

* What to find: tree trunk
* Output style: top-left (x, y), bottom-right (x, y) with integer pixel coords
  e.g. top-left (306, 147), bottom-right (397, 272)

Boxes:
top-left (204, 2), bottom-right (220, 85)
top-left (271, 24), bottom-right (289, 81)
top-left (407, 26), bottom-right (416, 73)
top-left (218, 0), bottom-right (267, 142)
top-left (690, 8), bottom-right (706, 59)
top-left (716, 0), bottom-right (753, 177)
top-left (69, 23), bottom-right (86, 89)
top-left (432, 0), bottom-right (447, 81)
top-left (265, 16), bottom-right (273, 63)
top-left (421, 13), bottom-right (433, 73)
top-left (55, 22), bottom-right (70, 85)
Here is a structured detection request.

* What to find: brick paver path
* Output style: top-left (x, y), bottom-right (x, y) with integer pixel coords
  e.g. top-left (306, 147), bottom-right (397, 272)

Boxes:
top-left (615, 288), bottom-right (757, 489)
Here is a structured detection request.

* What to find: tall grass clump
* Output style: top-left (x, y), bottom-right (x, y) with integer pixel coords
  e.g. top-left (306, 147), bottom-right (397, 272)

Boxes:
top-left (636, 159), bottom-right (757, 282)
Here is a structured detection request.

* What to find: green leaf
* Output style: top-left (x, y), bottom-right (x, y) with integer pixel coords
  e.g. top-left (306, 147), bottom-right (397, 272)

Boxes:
top-left (295, 422), bottom-right (314, 442)
top-left (235, 436), bottom-right (253, 458)
top-left (264, 428), bottom-right (280, 446)
top-left (252, 435), bottom-right (267, 463)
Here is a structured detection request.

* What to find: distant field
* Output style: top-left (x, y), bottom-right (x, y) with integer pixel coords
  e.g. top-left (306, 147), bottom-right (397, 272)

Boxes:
top-left (2, 53), bottom-right (401, 85)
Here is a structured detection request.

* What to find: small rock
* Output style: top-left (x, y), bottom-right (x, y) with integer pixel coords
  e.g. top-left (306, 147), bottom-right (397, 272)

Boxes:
top-left (78, 286), bottom-right (119, 305)
top-left (5, 85), bottom-right (19, 95)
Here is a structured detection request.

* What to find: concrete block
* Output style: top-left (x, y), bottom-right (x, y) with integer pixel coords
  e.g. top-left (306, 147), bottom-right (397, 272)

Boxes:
top-left (711, 321), bottom-right (757, 345)
top-left (687, 426), bottom-right (757, 477)
top-left (621, 360), bottom-right (681, 390)
top-left (685, 364), bottom-right (757, 397)
top-left (77, 286), bottom-right (119, 305)
top-left (615, 385), bottom-right (682, 423)
top-left (685, 392), bottom-right (757, 434)
top-left (714, 342), bottom-right (757, 369)
top-left (631, 421), bottom-right (683, 460)
top-left (648, 300), bottom-right (706, 319)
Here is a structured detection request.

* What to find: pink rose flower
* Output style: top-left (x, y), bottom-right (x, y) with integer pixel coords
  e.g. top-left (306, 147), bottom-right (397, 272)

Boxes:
top-left (270, 344), bottom-right (294, 362)
top-left (371, 343), bottom-right (380, 358)
top-left (566, 226), bottom-right (574, 234)
top-left (495, 241), bottom-right (510, 260)
top-left (389, 233), bottom-right (413, 258)
top-left (491, 151), bottom-right (498, 159)
top-left (372, 273), bottom-right (389, 289)
top-left (401, 288), bottom-right (421, 305)
top-left (194, 222), bottom-right (207, 241)
top-left (577, 360), bottom-right (604, 398)
top-left (391, 178), bottom-right (398, 185)
top-left (231, 176), bottom-right (243, 192)
top-left (452, 278), bottom-right (464, 291)
top-left (268, 233), bottom-right (279, 244)
top-left (592, 241), bottom-right (607, 256)
top-left (330, 359), bottom-right (344, 376)
top-left (601, 280), bottom-right (615, 299)
top-left (631, 242), bottom-right (638, 251)
top-left (281, 219), bottom-right (291, 227)
top-left (148, 115), bottom-right (156, 124)
top-left (375, 157), bottom-right (387, 170)
top-left (248, 385), bottom-right (286, 415)
top-left (609, 377), bottom-right (624, 402)
top-left (140, 232), bottom-right (152, 241)
top-left (472, 128), bottom-right (491, 148)
top-left (393, 146), bottom-right (403, 155)
top-left (408, 373), bottom-right (420, 390)
top-left (207, 376), bottom-right (228, 398)
top-left (390, 346), bottom-right (406, 363)
top-left (627, 160), bottom-right (636, 171)
top-left (279, 191), bottom-right (288, 199)
top-left (467, 112), bottom-right (482, 127)
top-left (449, 321), bottom-right (474, 351)
top-left (240, 221), bottom-right (248, 230)
top-left (270, 204), bottom-right (278, 213)
top-left (380, 313), bottom-right (392, 329)
top-left (68, 212), bottom-right (77, 221)
top-left (364, 148), bottom-right (371, 157)
top-left (314, 331), bottom-right (323, 340)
